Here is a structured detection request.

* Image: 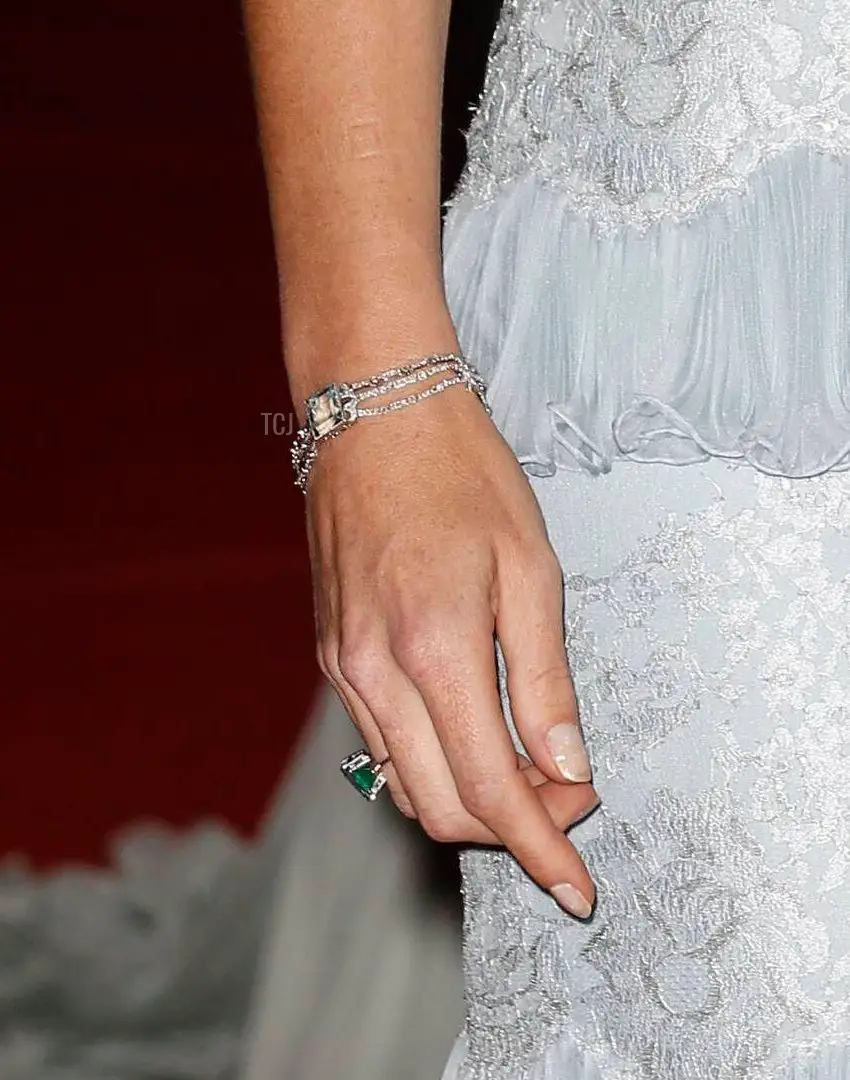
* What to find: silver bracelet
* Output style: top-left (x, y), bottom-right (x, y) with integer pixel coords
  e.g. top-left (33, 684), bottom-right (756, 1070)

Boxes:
top-left (290, 352), bottom-right (491, 492)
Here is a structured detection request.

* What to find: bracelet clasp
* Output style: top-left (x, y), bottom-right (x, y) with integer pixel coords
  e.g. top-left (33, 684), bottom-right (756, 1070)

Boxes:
top-left (306, 383), bottom-right (358, 440)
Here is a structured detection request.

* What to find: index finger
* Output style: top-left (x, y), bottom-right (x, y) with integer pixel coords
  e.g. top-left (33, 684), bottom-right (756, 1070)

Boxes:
top-left (395, 615), bottom-right (597, 919)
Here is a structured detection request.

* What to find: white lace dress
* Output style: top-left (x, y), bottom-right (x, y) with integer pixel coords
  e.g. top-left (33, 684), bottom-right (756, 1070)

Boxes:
top-left (440, 0), bottom-right (850, 1077)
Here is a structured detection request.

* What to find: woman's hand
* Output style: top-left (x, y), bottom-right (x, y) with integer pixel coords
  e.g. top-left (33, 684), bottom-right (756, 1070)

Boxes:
top-left (307, 385), bottom-right (598, 919)
top-left (242, 0), bottom-right (598, 913)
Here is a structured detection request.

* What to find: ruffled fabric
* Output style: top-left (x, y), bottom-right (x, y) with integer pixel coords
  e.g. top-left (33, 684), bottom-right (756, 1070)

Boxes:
top-left (0, 688), bottom-right (463, 1080)
top-left (0, 821), bottom-right (265, 1079)
top-left (443, 144), bottom-right (850, 480)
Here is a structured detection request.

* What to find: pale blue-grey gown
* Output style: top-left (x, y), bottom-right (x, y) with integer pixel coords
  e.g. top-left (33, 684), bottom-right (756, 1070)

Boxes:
top-left (440, 0), bottom-right (850, 1077)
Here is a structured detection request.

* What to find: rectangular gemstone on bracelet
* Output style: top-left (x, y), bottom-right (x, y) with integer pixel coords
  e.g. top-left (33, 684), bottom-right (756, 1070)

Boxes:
top-left (306, 384), bottom-right (357, 440)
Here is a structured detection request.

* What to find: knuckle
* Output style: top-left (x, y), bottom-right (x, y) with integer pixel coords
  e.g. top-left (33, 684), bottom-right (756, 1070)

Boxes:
top-left (336, 638), bottom-right (385, 693)
top-left (392, 619), bottom-right (442, 675)
top-left (528, 659), bottom-right (572, 692)
top-left (501, 533), bottom-right (563, 589)
top-left (336, 615), bottom-right (387, 692)
top-left (530, 545), bottom-right (563, 589)
top-left (418, 810), bottom-right (465, 844)
top-left (458, 774), bottom-right (510, 822)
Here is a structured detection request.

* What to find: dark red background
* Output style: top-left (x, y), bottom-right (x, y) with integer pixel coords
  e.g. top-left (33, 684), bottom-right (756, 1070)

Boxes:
top-left (0, 1), bottom-right (495, 867)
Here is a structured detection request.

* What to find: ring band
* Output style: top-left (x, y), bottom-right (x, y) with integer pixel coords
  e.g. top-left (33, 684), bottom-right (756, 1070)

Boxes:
top-left (340, 749), bottom-right (391, 801)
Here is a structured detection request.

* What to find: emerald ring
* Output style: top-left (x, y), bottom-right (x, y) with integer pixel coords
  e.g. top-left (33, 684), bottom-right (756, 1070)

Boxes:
top-left (340, 749), bottom-right (390, 801)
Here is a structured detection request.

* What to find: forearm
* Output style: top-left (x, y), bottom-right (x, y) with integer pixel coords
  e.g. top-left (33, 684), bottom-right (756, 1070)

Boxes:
top-left (242, 0), bottom-right (456, 409)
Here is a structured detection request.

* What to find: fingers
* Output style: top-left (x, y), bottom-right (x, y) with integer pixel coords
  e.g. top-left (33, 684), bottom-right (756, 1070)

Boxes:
top-left (365, 661), bottom-right (598, 847)
top-left (461, 776), bottom-right (599, 845)
top-left (349, 657), bottom-right (478, 842)
top-left (310, 519), bottom-right (419, 819)
top-left (497, 542), bottom-right (592, 785)
top-left (331, 638), bottom-right (600, 848)
top-left (311, 520), bottom-right (597, 916)
top-left (316, 640), bottom-right (417, 818)
top-left (393, 603), bottom-right (598, 918)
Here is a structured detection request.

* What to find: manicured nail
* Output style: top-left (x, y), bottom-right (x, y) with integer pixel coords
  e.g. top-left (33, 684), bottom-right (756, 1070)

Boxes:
top-left (550, 883), bottom-right (594, 919)
top-left (545, 723), bottom-right (591, 782)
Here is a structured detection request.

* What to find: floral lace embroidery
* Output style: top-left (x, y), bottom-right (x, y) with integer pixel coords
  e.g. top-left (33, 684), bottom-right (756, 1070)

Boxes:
top-left (456, 0), bottom-right (850, 227)
top-left (457, 467), bottom-right (850, 1079)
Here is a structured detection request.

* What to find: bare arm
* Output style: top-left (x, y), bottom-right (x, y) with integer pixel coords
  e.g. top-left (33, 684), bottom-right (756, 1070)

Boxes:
top-left (243, 0), bottom-right (457, 407)
top-left (243, 0), bottom-right (598, 919)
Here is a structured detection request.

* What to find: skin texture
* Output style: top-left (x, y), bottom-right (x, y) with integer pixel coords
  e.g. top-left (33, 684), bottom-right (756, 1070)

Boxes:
top-left (242, 0), bottom-right (599, 915)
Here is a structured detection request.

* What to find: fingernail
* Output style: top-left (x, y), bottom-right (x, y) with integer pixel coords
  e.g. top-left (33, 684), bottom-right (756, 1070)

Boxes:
top-left (545, 723), bottom-right (591, 782)
top-left (550, 883), bottom-right (594, 919)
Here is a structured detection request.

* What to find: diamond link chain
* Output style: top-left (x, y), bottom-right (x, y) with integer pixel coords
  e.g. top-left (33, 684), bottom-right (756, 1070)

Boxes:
top-left (291, 352), bottom-right (491, 492)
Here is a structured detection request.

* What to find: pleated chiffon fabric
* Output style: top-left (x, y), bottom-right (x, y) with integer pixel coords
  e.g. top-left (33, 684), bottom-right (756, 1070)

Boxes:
top-left (445, 144), bottom-right (850, 481)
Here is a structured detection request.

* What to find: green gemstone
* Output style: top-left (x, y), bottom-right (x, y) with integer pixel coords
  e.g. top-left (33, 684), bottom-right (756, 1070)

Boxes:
top-left (351, 765), bottom-right (376, 796)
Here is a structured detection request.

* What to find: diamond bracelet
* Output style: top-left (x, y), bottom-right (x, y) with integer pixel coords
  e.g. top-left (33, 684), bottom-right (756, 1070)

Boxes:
top-left (290, 352), bottom-right (491, 492)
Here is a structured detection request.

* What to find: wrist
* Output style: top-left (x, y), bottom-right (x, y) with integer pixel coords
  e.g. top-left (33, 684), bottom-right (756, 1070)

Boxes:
top-left (284, 297), bottom-right (461, 421)
top-left (290, 351), bottom-right (490, 492)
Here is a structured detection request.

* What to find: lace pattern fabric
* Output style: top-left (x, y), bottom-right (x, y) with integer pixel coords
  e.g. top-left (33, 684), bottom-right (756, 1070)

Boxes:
top-left (443, 460), bottom-right (850, 1079)
top-left (456, 0), bottom-right (850, 229)
top-left (442, 1), bottom-right (850, 1074)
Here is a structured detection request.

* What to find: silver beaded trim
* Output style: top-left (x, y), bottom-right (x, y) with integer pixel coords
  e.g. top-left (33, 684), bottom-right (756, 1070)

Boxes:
top-left (291, 352), bottom-right (491, 492)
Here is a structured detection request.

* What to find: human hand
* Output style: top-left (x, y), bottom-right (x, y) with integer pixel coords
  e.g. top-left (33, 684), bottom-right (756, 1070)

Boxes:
top-left (306, 384), bottom-right (597, 918)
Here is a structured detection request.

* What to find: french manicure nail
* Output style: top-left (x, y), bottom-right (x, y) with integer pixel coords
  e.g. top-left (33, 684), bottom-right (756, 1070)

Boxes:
top-left (550, 882), bottom-right (594, 919)
top-left (546, 722), bottom-right (592, 782)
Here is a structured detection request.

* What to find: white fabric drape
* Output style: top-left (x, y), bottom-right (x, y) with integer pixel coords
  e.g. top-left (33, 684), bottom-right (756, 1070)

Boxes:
top-left (239, 685), bottom-right (464, 1080)
top-left (0, 685), bottom-right (464, 1079)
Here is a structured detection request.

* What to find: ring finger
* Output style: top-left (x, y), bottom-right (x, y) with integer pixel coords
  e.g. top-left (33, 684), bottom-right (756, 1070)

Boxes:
top-left (350, 656), bottom-right (599, 845)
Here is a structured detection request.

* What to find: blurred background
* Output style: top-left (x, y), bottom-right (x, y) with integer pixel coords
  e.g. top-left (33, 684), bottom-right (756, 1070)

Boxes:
top-left (1, 1), bottom-right (498, 1078)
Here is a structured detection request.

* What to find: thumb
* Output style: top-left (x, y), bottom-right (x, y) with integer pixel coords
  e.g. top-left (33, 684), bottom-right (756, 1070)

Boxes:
top-left (497, 551), bottom-right (592, 785)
